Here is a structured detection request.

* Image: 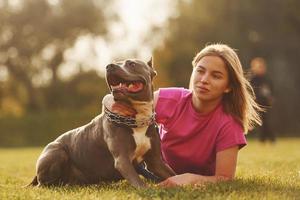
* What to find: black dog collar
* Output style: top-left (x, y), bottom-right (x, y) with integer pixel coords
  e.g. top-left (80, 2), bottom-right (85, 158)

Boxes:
top-left (104, 107), bottom-right (156, 128)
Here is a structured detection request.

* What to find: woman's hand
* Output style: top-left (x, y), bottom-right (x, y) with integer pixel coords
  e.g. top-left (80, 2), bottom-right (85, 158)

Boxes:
top-left (102, 94), bottom-right (137, 117)
top-left (158, 173), bottom-right (232, 188)
top-left (158, 173), bottom-right (201, 187)
top-left (102, 91), bottom-right (159, 117)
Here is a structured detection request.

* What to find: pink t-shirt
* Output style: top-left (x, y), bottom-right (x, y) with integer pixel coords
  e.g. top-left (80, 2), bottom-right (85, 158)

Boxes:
top-left (155, 87), bottom-right (247, 176)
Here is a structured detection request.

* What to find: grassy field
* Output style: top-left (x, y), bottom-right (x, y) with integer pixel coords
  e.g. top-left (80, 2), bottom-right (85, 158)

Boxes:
top-left (0, 138), bottom-right (299, 200)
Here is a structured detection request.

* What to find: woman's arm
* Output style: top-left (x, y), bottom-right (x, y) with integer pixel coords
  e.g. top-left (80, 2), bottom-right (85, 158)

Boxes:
top-left (158, 146), bottom-right (239, 187)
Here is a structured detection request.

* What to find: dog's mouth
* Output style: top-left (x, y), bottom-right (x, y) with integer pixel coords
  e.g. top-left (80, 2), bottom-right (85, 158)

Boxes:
top-left (111, 81), bottom-right (143, 93)
top-left (108, 75), bottom-right (144, 93)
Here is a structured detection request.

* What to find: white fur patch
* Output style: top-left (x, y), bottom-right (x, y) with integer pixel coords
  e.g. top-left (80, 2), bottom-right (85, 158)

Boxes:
top-left (129, 99), bottom-right (153, 162)
top-left (132, 127), bottom-right (151, 163)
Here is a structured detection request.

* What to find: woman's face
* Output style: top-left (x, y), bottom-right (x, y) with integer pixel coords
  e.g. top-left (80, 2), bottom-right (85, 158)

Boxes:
top-left (191, 55), bottom-right (231, 103)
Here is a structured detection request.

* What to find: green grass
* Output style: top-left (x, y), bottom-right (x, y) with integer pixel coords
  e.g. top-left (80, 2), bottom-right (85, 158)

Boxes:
top-left (0, 138), bottom-right (299, 200)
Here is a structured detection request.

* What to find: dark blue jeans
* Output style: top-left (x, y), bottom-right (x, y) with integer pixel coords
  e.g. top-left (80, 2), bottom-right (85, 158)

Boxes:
top-left (136, 162), bottom-right (162, 182)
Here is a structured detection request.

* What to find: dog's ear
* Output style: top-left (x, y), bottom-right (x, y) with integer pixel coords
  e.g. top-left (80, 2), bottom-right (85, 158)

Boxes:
top-left (147, 57), bottom-right (157, 78)
top-left (151, 70), bottom-right (157, 78)
top-left (147, 57), bottom-right (153, 68)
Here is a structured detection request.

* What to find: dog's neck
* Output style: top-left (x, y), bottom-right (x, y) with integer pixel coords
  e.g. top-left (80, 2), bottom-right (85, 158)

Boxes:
top-left (103, 98), bottom-right (155, 128)
top-left (129, 99), bottom-right (154, 120)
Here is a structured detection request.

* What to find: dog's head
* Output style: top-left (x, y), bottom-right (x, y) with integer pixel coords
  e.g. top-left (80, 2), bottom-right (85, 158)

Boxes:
top-left (106, 58), bottom-right (157, 103)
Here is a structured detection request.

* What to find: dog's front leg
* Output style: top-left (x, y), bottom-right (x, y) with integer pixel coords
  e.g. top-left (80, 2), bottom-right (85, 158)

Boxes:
top-left (105, 132), bottom-right (146, 188)
top-left (114, 155), bottom-right (146, 188)
top-left (144, 149), bottom-right (176, 180)
top-left (144, 126), bottom-right (176, 180)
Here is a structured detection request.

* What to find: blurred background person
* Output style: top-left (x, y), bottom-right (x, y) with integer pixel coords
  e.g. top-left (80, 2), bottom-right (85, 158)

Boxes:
top-left (250, 57), bottom-right (276, 144)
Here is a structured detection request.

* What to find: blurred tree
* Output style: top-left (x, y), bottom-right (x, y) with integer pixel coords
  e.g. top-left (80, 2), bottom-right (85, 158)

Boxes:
top-left (42, 69), bottom-right (109, 112)
top-left (0, 0), bottom-right (114, 112)
top-left (154, 0), bottom-right (300, 134)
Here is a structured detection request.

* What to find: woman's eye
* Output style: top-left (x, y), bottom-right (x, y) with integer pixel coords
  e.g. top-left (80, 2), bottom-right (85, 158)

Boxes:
top-left (197, 69), bottom-right (205, 74)
top-left (213, 75), bottom-right (222, 79)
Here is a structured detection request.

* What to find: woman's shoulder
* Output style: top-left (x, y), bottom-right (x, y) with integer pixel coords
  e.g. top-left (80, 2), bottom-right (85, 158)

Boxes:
top-left (158, 87), bottom-right (191, 100)
top-left (215, 107), bottom-right (246, 151)
top-left (216, 105), bottom-right (244, 131)
top-left (155, 87), bottom-right (191, 124)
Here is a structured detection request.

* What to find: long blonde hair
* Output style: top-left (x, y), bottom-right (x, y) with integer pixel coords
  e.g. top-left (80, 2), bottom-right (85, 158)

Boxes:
top-left (191, 44), bottom-right (262, 133)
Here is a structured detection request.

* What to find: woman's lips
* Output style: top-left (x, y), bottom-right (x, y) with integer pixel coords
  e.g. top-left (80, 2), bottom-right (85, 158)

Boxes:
top-left (196, 86), bottom-right (210, 93)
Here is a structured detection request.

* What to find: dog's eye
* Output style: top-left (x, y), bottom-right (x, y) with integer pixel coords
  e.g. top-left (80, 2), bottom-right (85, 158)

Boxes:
top-left (126, 60), bottom-right (136, 67)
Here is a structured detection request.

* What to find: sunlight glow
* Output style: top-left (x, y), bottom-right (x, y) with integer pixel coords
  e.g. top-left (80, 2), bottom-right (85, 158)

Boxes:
top-left (47, 0), bottom-right (60, 6)
top-left (62, 0), bottom-right (175, 78)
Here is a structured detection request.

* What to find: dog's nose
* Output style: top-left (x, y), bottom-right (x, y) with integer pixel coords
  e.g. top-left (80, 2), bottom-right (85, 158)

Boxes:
top-left (106, 64), bottom-right (117, 70)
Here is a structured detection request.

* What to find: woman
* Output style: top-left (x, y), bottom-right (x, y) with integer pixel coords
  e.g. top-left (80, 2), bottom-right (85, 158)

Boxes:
top-left (108, 44), bottom-right (262, 187)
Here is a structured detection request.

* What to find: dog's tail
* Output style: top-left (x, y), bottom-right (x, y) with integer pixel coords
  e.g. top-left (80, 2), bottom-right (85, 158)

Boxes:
top-left (24, 176), bottom-right (38, 187)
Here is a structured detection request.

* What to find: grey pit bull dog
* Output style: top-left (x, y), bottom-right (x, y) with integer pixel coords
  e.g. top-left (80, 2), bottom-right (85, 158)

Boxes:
top-left (28, 59), bottom-right (175, 188)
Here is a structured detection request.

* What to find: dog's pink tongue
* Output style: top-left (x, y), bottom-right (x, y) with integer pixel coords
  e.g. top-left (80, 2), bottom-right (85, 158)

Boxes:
top-left (127, 82), bottom-right (143, 92)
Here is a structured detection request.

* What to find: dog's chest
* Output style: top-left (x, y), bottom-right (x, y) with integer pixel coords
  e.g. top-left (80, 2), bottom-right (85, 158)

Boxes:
top-left (132, 127), bottom-right (151, 162)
